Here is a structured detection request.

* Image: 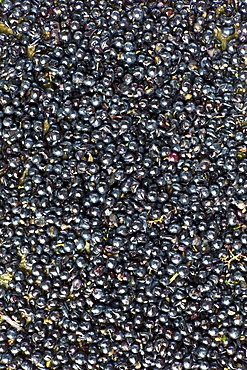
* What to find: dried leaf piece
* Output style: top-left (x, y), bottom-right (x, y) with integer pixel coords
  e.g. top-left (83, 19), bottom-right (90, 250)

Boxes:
top-left (0, 311), bottom-right (23, 331)
top-left (43, 119), bottom-right (50, 134)
top-left (27, 44), bottom-right (36, 58)
top-left (0, 22), bottom-right (14, 35)
top-left (0, 272), bottom-right (13, 287)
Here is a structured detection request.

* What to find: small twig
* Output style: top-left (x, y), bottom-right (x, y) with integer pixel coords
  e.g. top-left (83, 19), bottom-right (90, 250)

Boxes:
top-left (147, 214), bottom-right (165, 226)
top-left (147, 211), bottom-right (173, 227)
top-left (169, 272), bottom-right (179, 284)
top-left (221, 250), bottom-right (247, 269)
top-left (0, 310), bottom-right (23, 331)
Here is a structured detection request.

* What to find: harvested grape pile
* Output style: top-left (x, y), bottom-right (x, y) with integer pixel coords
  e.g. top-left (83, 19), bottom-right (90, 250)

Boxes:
top-left (1, 0), bottom-right (247, 369)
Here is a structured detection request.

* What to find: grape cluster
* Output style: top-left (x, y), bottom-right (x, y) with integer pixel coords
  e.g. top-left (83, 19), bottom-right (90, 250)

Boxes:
top-left (1, 0), bottom-right (247, 369)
